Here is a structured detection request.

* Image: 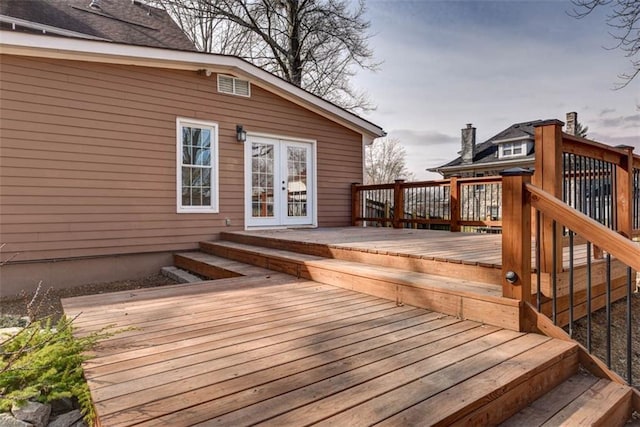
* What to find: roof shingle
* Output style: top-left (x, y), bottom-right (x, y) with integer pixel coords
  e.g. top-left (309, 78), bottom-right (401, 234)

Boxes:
top-left (0, 0), bottom-right (196, 51)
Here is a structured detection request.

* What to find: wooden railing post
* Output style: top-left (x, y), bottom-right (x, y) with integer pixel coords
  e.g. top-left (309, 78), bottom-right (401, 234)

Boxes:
top-left (393, 179), bottom-right (405, 228)
top-left (351, 182), bottom-right (361, 226)
top-left (533, 120), bottom-right (564, 275)
top-left (501, 168), bottom-right (533, 306)
top-left (450, 176), bottom-right (461, 232)
top-left (615, 145), bottom-right (634, 238)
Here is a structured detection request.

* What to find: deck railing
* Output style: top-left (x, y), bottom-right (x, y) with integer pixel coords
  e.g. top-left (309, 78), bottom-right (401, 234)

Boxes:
top-left (351, 176), bottom-right (502, 232)
top-left (502, 120), bottom-right (640, 388)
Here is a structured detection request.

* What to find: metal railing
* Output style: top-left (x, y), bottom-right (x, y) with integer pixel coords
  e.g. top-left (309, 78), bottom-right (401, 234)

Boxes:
top-left (351, 176), bottom-right (502, 232)
top-left (502, 122), bottom-right (640, 388)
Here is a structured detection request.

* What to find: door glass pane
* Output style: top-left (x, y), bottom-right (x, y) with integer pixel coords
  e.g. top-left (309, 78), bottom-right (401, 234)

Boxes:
top-left (287, 146), bottom-right (307, 217)
top-left (252, 142), bottom-right (275, 217)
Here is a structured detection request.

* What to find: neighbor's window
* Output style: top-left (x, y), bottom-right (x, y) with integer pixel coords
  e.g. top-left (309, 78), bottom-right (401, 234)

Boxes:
top-left (177, 118), bottom-right (218, 213)
top-left (499, 141), bottom-right (525, 158)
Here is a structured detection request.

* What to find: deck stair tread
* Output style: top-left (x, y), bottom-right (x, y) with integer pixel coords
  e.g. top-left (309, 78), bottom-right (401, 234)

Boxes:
top-left (220, 230), bottom-right (506, 284)
top-left (174, 251), bottom-right (273, 279)
top-left (501, 374), bottom-right (633, 426)
top-left (197, 239), bottom-right (523, 329)
top-left (201, 240), bottom-right (502, 298)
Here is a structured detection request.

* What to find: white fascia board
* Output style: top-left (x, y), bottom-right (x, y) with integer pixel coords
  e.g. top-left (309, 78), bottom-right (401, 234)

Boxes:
top-left (0, 31), bottom-right (385, 139)
top-left (432, 157), bottom-right (535, 173)
top-left (491, 136), bottom-right (534, 145)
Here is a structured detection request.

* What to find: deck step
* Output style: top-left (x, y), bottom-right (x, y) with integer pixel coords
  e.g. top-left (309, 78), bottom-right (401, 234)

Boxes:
top-left (501, 374), bottom-right (633, 426)
top-left (174, 251), bottom-right (273, 279)
top-left (316, 337), bottom-right (580, 426)
top-left (199, 240), bottom-right (520, 330)
top-left (220, 230), bottom-right (503, 285)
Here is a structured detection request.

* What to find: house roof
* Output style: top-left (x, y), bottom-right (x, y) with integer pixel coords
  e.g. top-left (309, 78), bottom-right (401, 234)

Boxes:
top-left (0, 0), bottom-right (196, 51)
top-left (0, 31), bottom-right (385, 139)
top-left (432, 120), bottom-right (542, 172)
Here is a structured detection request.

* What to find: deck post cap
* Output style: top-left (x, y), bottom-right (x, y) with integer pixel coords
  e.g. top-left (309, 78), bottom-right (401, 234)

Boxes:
top-left (533, 119), bottom-right (564, 127)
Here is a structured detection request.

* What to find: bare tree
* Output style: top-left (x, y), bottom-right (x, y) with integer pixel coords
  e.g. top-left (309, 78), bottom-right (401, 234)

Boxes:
top-left (153, 0), bottom-right (378, 112)
top-left (576, 121), bottom-right (589, 138)
top-left (569, 0), bottom-right (640, 88)
top-left (365, 138), bottom-right (415, 185)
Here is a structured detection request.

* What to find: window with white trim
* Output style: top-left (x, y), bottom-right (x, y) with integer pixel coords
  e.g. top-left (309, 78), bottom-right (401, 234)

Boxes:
top-left (499, 141), bottom-right (526, 158)
top-left (177, 118), bottom-right (219, 213)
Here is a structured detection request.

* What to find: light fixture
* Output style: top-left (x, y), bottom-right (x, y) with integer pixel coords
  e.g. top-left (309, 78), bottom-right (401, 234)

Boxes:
top-left (236, 125), bottom-right (247, 142)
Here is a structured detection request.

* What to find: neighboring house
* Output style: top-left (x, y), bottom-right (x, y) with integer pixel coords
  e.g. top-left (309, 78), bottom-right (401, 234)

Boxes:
top-left (0, 0), bottom-right (385, 295)
top-left (429, 112), bottom-right (580, 178)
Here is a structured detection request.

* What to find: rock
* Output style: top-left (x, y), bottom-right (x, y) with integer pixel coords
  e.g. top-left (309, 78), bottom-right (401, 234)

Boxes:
top-left (48, 399), bottom-right (75, 417)
top-left (0, 413), bottom-right (33, 427)
top-left (47, 410), bottom-right (83, 427)
top-left (11, 402), bottom-right (50, 427)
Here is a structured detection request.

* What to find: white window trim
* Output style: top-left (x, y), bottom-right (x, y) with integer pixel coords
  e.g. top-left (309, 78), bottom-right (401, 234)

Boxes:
top-left (499, 141), bottom-right (527, 158)
top-left (217, 74), bottom-right (251, 97)
top-left (176, 117), bottom-right (219, 213)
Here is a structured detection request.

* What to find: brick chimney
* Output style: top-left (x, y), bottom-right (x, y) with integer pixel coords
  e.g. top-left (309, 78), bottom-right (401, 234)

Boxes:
top-left (461, 123), bottom-right (476, 164)
top-left (566, 112), bottom-right (578, 136)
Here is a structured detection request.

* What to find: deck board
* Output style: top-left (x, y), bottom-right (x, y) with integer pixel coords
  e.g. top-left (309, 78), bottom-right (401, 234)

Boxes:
top-left (63, 273), bottom-right (544, 427)
top-left (223, 227), bottom-right (593, 270)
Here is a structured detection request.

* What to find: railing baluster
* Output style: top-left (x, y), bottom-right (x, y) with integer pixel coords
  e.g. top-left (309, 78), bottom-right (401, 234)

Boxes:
top-left (626, 266), bottom-right (633, 385)
top-left (606, 252), bottom-right (612, 368)
top-left (552, 220), bottom-right (558, 325)
top-left (536, 210), bottom-right (542, 312)
top-left (586, 242), bottom-right (592, 353)
top-left (568, 230), bottom-right (574, 337)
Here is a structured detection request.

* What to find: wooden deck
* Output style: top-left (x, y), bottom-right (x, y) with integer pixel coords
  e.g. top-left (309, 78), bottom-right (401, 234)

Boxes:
top-left (222, 227), bottom-right (594, 271)
top-left (62, 272), bottom-right (577, 426)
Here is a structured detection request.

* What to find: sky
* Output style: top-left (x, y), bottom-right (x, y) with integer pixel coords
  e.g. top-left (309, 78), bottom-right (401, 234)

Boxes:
top-left (353, 0), bottom-right (640, 180)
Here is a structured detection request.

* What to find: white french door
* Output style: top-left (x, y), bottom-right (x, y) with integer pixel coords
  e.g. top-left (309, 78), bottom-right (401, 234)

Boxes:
top-left (245, 135), bottom-right (314, 227)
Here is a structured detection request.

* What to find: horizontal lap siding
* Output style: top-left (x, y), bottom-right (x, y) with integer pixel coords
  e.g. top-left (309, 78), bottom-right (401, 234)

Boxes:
top-left (0, 55), bottom-right (362, 262)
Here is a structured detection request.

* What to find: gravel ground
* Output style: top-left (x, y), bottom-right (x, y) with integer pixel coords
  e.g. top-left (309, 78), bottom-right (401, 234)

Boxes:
top-left (0, 274), bottom-right (179, 323)
top-left (569, 292), bottom-right (640, 389)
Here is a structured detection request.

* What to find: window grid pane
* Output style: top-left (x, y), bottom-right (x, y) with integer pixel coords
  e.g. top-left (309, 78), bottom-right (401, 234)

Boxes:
top-left (251, 142), bottom-right (275, 217)
top-left (180, 124), bottom-right (214, 209)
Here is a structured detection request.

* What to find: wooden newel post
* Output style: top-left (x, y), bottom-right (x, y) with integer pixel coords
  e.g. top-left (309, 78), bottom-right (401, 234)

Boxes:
top-left (393, 179), bottom-right (405, 228)
top-left (450, 176), bottom-right (461, 232)
top-left (501, 168), bottom-right (533, 305)
top-left (351, 182), bottom-right (361, 226)
top-left (615, 145), bottom-right (634, 239)
top-left (533, 120), bottom-right (564, 274)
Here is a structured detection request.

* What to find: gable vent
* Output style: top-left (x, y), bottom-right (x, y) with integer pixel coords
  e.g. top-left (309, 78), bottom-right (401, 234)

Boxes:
top-left (217, 74), bottom-right (251, 97)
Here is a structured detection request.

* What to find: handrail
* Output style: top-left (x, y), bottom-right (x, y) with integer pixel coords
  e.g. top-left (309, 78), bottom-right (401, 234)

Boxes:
top-left (502, 169), bottom-right (639, 386)
top-left (527, 183), bottom-right (640, 271)
top-left (351, 176), bottom-right (503, 231)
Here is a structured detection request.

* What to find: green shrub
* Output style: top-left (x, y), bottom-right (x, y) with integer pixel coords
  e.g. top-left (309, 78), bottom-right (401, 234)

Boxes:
top-left (0, 317), bottom-right (115, 426)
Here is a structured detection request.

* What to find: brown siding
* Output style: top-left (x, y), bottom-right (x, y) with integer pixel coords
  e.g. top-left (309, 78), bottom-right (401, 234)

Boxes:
top-left (0, 55), bottom-right (363, 263)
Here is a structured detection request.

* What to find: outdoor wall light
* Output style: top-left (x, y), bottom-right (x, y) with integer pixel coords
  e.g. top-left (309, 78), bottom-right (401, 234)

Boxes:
top-left (236, 125), bottom-right (247, 142)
